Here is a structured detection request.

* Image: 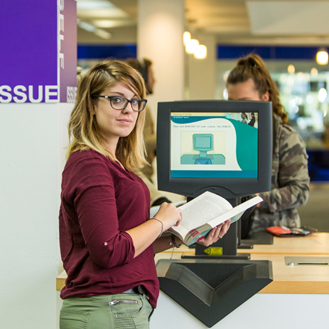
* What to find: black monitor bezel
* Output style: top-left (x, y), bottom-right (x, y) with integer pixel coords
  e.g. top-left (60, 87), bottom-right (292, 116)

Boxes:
top-left (157, 100), bottom-right (272, 199)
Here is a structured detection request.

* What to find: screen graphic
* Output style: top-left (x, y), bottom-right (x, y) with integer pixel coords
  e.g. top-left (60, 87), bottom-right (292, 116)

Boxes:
top-left (170, 112), bottom-right (258, 178)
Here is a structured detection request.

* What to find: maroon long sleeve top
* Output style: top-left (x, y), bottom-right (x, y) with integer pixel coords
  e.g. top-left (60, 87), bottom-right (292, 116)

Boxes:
top-left (59, 149), bottom-right (159, 308)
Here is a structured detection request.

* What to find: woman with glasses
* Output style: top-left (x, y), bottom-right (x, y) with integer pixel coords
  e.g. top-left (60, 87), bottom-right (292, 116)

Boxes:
top-left (226, 54), bottom-right (309, 234)
top-left (59, 59), bottom-right (229, 329)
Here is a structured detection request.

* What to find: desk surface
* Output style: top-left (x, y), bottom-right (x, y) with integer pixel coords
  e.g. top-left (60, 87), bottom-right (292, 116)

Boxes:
top-left (251, 253), bottom-right (329, 293)
top-left (238, 232), bottom-right (329, 255)
top-left (57, 233), bottom-right (329, 294)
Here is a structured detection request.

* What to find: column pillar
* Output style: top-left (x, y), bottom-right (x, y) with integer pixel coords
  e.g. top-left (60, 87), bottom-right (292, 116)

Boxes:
top-left (137, 0), bottom-right (185, 120)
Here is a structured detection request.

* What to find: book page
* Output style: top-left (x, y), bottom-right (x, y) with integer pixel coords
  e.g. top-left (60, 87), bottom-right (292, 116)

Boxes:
top-left (207, 195), bottom-right (263, 227)
top-left (169, 225), bottom-right (188, 241)
top-left (179, 192), bottom-right (232, 232)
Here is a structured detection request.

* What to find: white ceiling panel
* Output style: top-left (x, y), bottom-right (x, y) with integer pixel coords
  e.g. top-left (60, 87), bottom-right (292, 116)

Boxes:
top-left (77, 0), bottom-right (329, 45)
top-left (247, 1), bottom-right (329, 35)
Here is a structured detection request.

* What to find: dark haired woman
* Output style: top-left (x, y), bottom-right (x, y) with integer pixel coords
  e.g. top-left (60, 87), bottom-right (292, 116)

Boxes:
top-left (226, 54), bottom-right (309, 232)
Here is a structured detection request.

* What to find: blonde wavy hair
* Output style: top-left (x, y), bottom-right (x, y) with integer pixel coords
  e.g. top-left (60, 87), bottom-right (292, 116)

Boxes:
top-left (226, 54), bottom-right (288, 124)
top-left (66, 59), bottom-right (147, 171)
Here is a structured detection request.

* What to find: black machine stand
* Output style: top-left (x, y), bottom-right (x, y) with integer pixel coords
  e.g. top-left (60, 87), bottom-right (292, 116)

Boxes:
top-left (157, 258), bottom-right (273, 327)
top-left (157, 197), bottom-right (274, 327)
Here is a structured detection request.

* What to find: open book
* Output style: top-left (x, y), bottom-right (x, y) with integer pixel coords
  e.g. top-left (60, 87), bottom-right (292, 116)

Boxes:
top-left (170, 191), bottom-right (263, 246)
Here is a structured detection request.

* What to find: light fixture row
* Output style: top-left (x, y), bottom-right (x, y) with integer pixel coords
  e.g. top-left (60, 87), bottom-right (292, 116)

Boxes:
top-left (77, 19), bottom-right (112, 40)
top-left (183, 31), bottom-right (207, 59)
top-left (316, 49), bottom-right (328, 65)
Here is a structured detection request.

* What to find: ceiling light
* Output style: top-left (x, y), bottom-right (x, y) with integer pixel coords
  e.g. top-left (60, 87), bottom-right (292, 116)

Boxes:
top-left (94, 29), bottom-right (112, 39)
top-left (76, 1), bottom-right (115, 10)
top-left (316, 50), bottom-right (328, 65)
top-left (78, 21), bottom-right (96, 32)
top-left (183, 31), bottom-right (191, 46)
top-left (186, 39), bottom-right (199, 54)
top-left (93, 20), bottom-right (118, 28)
top-left (311, 67), bottom-right (318, 76)
top-left (287, 64), bottom-right (295, 74)
top-left (78, 21), bottom-right (111, 39)
top-left (194, 45), bottom-right (207, 59)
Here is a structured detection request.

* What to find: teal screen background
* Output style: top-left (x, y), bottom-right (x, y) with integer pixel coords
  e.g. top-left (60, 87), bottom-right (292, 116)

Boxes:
top-left (228, 119), bottom-right (258, 171)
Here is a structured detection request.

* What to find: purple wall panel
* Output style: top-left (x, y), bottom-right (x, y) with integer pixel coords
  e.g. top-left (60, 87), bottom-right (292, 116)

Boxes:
top-left (0, 0), bottom-right (77, 103)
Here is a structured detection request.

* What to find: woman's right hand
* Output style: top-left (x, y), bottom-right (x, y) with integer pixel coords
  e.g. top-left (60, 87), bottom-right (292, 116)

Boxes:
top-left (153, 202), bottom-right (182, 231)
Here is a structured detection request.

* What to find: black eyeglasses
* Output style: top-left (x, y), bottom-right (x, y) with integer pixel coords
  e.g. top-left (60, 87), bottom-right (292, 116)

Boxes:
top-left (93, 95), bottom-right (147, 112)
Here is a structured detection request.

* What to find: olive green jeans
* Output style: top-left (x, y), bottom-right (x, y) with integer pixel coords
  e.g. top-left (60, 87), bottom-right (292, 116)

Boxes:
top-left (60, 293), bottom-right (153, 329)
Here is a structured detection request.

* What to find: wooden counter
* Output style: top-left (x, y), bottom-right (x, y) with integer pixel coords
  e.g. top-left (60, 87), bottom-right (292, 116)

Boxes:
top-left (57, 233), bottom-right (329, 294)
top-left (251, 253), bottom-right (329, 294)
top-left (56, 270), bottom-right (67, 292)
top-left (238, 232), bottom-right (329, 255)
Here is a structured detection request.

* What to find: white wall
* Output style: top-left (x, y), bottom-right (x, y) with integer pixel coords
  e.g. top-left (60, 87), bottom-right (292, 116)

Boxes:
top-left (0, 103), bottom-right (72, 329)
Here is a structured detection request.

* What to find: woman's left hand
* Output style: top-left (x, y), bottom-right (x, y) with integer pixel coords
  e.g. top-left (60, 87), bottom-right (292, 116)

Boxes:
top-left (197, 219), bottom-right (231, 247)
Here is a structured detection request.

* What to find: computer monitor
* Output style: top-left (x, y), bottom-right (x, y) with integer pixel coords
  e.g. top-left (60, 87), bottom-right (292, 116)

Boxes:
top-left (157, 100), bottom-right (272, 200)
top-left (182, 134), bottom-right (215, 165)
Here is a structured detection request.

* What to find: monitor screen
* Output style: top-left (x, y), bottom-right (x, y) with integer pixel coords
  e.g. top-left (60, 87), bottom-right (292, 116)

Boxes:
top-left (157, 100), bottom-right (272, 199)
